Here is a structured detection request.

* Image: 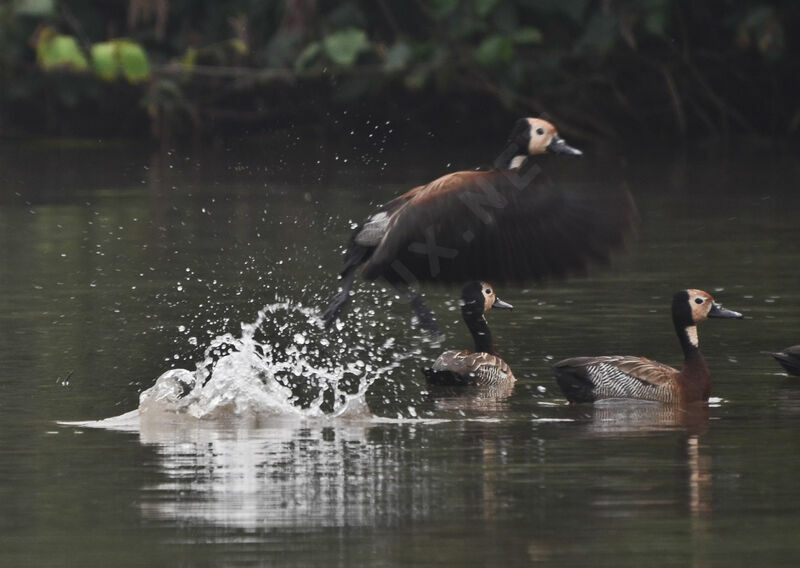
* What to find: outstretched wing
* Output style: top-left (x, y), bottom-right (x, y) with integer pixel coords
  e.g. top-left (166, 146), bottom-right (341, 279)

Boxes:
top-left (360, 169), bottom-right (637, 284)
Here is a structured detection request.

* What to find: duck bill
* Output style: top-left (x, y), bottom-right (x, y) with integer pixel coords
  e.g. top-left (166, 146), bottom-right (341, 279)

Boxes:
top-left (708, 302), bottom-right (743, 319)
top-left (546, 135), bottom-right (582, 156)
top-left (492, 297), bottom-right (513, 310)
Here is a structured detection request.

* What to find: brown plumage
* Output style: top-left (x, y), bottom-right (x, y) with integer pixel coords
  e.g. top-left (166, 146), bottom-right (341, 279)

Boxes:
top-left (771, 345), bottom-right (800, 376)
top-left (553, 289), bottom-right (743, 404)
top-left (423, 281), bottom-right (515, 387)
top-left (322, 118), bottom-right (637, 332)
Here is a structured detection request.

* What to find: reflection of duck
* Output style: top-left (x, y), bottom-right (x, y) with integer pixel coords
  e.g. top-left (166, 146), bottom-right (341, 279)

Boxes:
top-left (426, 385), bottom-right (514, 420)
top-left (770, 345), bottom-right (800, 376)
top-left (567, 400), bottom-right (711, 438)
top-left (553, 289), bottom-right (742, 403)
top-left (322, 118), bottom-right (636, 332)
top-left (423, 282), bottom-right (514, 388)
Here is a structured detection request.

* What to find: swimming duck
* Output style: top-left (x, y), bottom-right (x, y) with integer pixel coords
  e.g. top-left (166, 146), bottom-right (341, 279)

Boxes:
top-left (321, 118), bottom-right (636, 332)
top-left (423, 281), bottom-right (514, 387)
top-left (553, 289), bottom-right (743, 404)
top-left (770, 345), bottom-right (800, 376)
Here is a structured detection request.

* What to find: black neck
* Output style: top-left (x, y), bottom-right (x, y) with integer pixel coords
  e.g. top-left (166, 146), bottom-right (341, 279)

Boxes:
top-left (462, 306), bottom-right (497, 355)
top-left (494, 139), bottom-right (525, 169)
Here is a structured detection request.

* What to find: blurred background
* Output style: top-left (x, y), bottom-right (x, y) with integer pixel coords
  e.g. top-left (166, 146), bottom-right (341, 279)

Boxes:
top-left (1, 0), bottom-right (796, 145)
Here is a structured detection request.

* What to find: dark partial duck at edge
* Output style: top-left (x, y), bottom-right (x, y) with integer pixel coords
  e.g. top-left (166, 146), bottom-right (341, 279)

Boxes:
top-left (553, 289), bottom-right (743, 404)
top-left (321, 117), bottom-right (637, 333)
top-left (770, 345), bottom-right (800, 376)
top-left (423, 281), bottom-right (515, 387)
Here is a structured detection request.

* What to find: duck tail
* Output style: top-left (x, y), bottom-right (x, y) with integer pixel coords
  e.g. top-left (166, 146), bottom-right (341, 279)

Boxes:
top-left (552, 362), bottom-right (596, 403)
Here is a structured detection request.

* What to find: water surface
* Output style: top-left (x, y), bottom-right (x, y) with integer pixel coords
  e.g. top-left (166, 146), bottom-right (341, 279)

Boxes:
top-left (1, 135), bottom-right (799, 566)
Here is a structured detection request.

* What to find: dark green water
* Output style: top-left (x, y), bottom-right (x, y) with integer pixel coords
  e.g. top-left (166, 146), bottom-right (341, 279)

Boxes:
top-left (1, 135), bottom-right (799, 567)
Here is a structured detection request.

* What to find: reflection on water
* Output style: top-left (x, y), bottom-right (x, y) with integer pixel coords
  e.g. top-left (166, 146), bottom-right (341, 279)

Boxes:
top-left (687, 436), bottom-right (712, 518)
top-left (572, 399), bottom-right (711, 437)
top-left (117, 396), bottom-right (718, 539)
top-left (427, 383), bottom-right (515, 416)
top-left (139, 422), bottom-right (398, 530)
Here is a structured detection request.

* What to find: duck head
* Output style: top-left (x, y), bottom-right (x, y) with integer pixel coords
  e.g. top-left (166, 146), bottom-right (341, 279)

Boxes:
top-left (671, 289), bottom-right (742, 349)
top-left (505, 118), bottom-right (582, 164)
top-left (460, 281), bottom-right (513, 318)
top-left (672, 288), bottom-right (742, 334)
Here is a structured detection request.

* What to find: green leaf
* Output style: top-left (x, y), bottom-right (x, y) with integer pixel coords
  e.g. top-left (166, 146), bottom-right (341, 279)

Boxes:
top-left (295, 42), bottom-right (321, 71)
top-left (182, 47), bottom-right (199, 69)
top-left (36, 29), bottom-right (89, 72)
top-left (89, 39), bottom-right (150, 83)
top-left (13, 0), bottom-right (55, 17)
top-left (511, 27), bottom-right (542, 44)
top-left (118, 41), bottom-right (150, 82)
top-left (228, 38), bottom-right (248, 56)
top-left (428, 0), bottom-right (459, 20)
top-left (474, 0), bottom-right (500, 18)
top-left (474, 35), bottom-right (513, 67)
top-left (383, 41), bottom-right (412, 72)
top-left (90, 42), bottom-right (118, 81)
top-left (322, 28), bottom-right (369, 66)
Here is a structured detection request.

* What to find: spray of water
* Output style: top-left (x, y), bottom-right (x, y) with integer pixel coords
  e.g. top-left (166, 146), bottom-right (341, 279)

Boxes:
top-left (132, 300), bottom-right (419, 425)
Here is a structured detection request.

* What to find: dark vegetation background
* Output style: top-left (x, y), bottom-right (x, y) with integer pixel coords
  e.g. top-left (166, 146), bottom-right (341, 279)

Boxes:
top-left (0, 0), bottom-right (796, 145)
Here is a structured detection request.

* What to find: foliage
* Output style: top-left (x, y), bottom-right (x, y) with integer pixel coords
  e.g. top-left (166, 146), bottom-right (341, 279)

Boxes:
top-left (35, 27), bottom-right (89, 71)
top-left (0, 0), bottom-right (797, 142)
top-left (91, 40), bottom-right (151, 83)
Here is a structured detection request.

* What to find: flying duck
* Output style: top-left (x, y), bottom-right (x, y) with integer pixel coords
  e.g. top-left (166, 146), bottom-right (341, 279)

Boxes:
top-left (770, 345), bottom-right (800, 376)
top-left (553, 289), bottom-right (743, 404)
top-left (321, 117), bottom-right (636, 332)
top-left (423, 281), bottom-right (514, 387)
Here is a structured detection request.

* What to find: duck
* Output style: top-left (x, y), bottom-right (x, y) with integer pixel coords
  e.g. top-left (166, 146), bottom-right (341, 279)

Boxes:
top-left (770, 345), bottom-right (800, 376)
top-left (423, 281), bottom-right (515, 387)
top-left (552, 289), bottom-right (743, 404)
top-left (321, 117), bottom-right (637, 333)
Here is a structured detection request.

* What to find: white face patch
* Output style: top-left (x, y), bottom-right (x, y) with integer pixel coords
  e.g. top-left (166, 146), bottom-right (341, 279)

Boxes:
top-left (686, 325), bottom-right (699, 348)
top-left (688, 290), bottom-right (713, 323)
top-left (526, 118), bottom-right (555, 155)
top-left (509, 155), bottom-right (527, 169)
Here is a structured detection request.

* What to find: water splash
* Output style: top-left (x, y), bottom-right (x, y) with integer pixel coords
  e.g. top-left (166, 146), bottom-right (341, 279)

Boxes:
top-left (133, 301), bottom-right (417, 425)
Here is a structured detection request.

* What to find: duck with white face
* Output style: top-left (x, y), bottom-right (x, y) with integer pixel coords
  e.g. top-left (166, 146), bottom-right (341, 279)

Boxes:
top-left (504, 117), bottom-right (582, 169)
top-left (553, 289), bottom-right (743, 405)
top-left (423, 281), bottom-right (515, 388)
top-left (321, 117), bottom-right (636, 334)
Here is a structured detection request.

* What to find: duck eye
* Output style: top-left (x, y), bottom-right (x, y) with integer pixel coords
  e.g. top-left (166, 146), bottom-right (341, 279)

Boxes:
top-left (485, 288), bottom-right (492, 295)
top-left (535, 128), bottom-right (545, 136)
top-left (694, 298), bottom-right (704, 304)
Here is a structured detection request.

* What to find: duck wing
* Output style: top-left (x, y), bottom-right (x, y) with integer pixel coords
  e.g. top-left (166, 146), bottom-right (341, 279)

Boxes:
top-left (554, 355), bottom-right (679, 403)
top-left (360, 169), bottom-right (637, 284)
top-left (426, 350), bottom-right (515, 386)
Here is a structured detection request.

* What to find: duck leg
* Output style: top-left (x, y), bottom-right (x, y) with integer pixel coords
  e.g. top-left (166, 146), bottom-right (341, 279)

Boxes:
top-left (321, 265), bottom-right (358, 329)
top-left (390, 281), bottom-right (440, 335)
